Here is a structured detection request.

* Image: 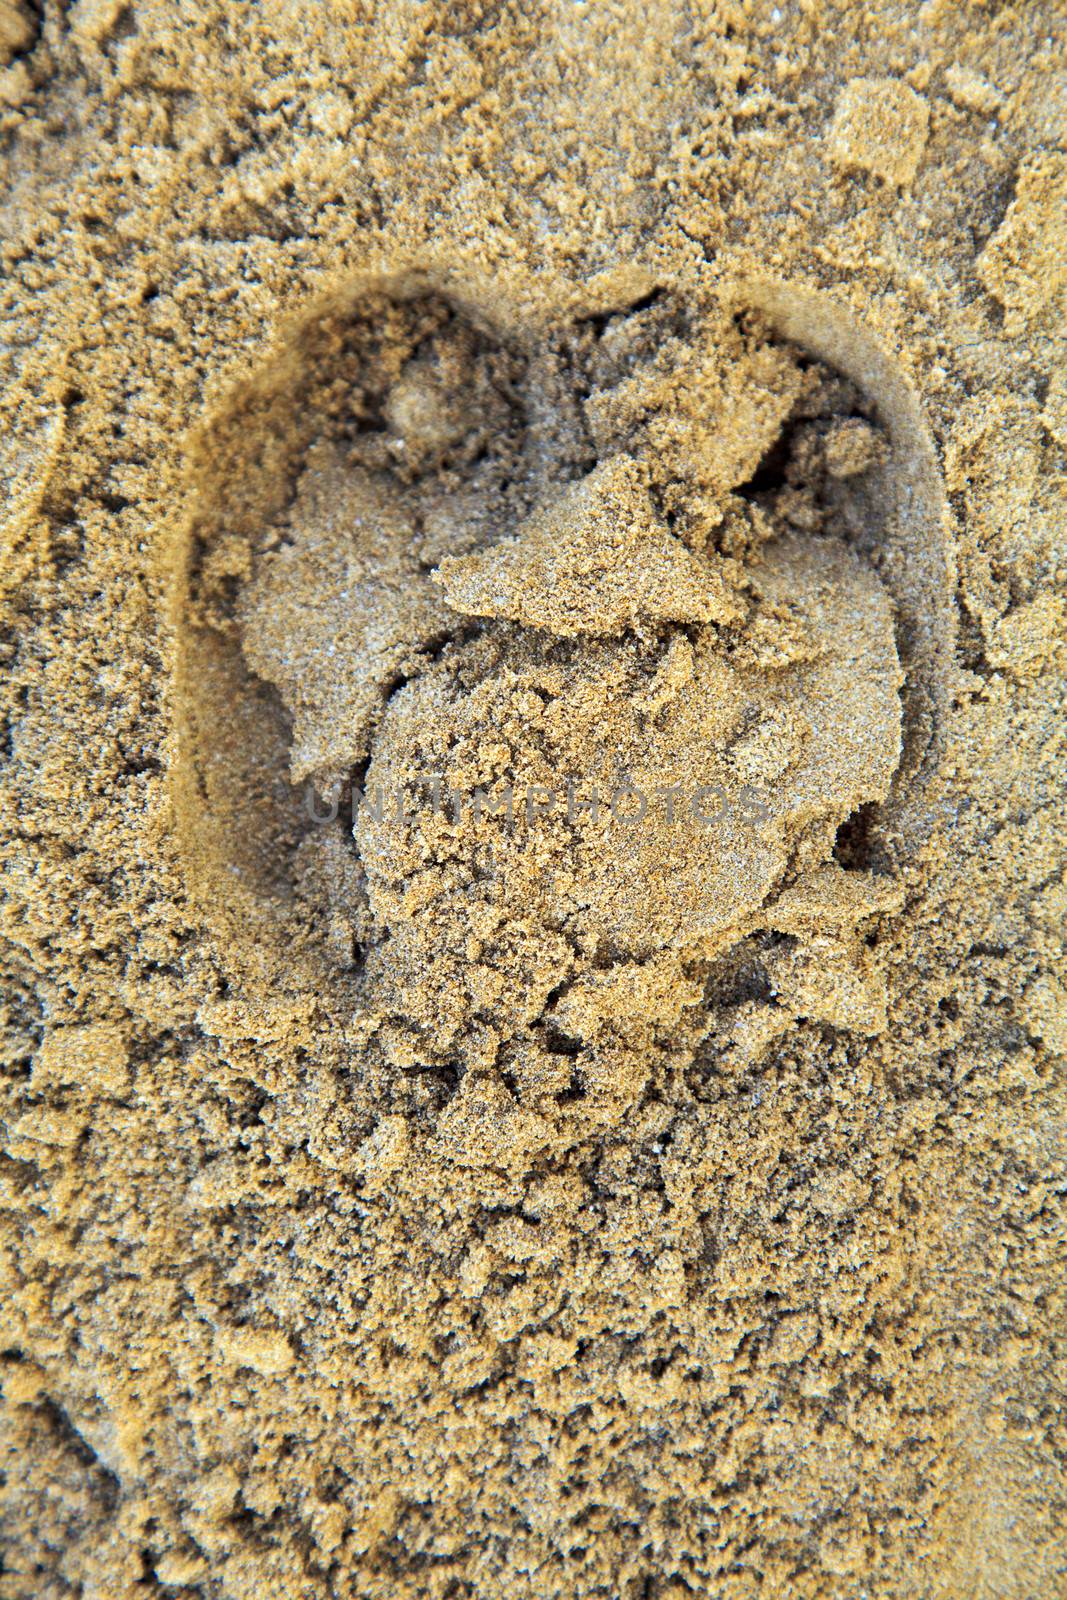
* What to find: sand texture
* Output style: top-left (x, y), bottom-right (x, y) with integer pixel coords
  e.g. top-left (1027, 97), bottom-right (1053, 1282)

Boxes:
top-left (0, 2), bottom-right (1065, 1597)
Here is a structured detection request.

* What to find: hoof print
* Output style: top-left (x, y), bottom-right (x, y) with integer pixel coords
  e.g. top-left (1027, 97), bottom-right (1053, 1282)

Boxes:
top-left (170, 279), bottom-right (954, 1087)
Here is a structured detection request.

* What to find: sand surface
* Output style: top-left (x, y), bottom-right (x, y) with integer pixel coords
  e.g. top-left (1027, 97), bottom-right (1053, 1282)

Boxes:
top-left (0, 2), bottom-right (1064, 1596)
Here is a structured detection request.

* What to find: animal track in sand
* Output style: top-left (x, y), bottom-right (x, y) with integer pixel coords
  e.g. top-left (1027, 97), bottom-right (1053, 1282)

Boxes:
top-left (169, 277), bottom-right (954, 1094)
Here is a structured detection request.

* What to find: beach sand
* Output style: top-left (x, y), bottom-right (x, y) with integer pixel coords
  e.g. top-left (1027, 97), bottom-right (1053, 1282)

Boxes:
top-left (1, 3), bottom-right (1064, 1595)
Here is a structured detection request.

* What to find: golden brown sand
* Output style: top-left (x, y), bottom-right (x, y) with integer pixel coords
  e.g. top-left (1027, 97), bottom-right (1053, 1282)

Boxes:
top-left (0, 3), bottom-right (1064, 1597)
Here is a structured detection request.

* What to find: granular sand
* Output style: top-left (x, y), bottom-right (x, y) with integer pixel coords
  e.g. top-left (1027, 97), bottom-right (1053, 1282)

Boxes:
top-left (0, 3), bottom-right (1064, 1597)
